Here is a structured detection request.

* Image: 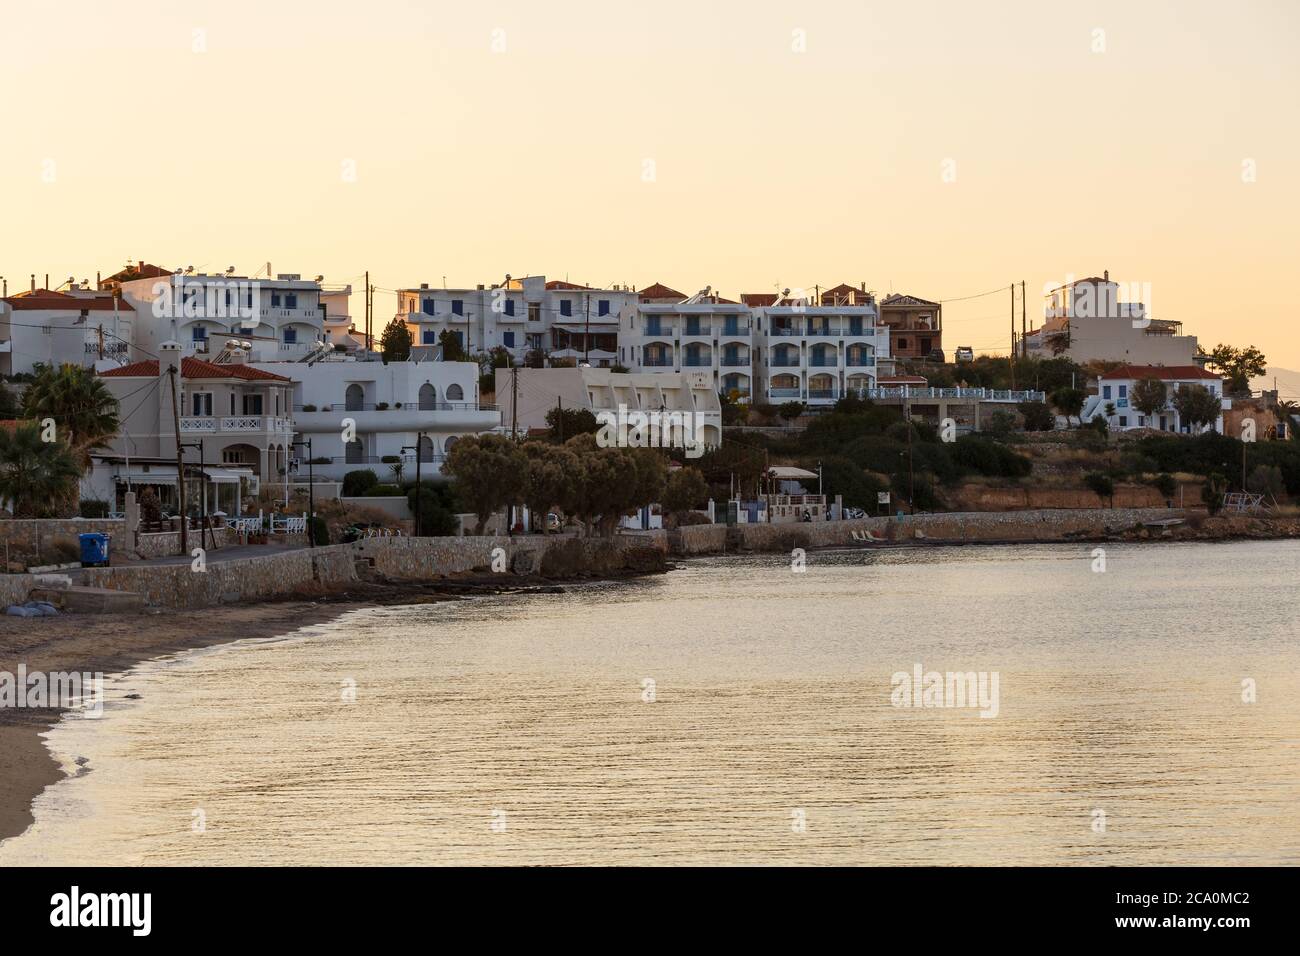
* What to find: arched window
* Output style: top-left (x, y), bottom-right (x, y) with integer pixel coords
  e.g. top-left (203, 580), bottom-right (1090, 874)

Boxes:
top-left (418, 383), bottom-right (436, 410)
top-left (446, 383), bottom-right (464, 401)
top-left (344, 383), bottom-right (364, 411)
top-left (418, 435), bottom-right (434, 463)
top-left (443, 435), bottom-right (459, 456)
top-left (345, 440), bottom-right (364, 464)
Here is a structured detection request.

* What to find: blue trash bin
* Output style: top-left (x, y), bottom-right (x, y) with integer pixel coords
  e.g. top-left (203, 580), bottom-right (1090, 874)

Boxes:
top-left (78, 532), bottom-right (110, 567)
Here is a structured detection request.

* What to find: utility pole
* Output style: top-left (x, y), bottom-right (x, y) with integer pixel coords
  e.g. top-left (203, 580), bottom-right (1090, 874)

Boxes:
top-left (511, 364), bottom-right (519, 440)
top-left (583, 293), bottom-right (590, 365)
top-left (556, 395), bottom-right (564, 441)
top-left (364, 270), bottom-right (371, 352)
top-left (168, 366), bottom-right (187, 554)
top-left (1020, 280), bottom-right (1027, 359)
top-left (1009, 285), bottom-right (1017, 391)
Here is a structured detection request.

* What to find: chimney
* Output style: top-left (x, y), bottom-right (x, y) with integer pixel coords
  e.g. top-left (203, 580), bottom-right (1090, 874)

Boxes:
top-left (1104, 270), bottom-right (1109, 281)
top-left (30, 274), bottom-right (36, 292)
top-left (158, 340), bottom-right (184, 456)
top-left (138, 260), bottom-right (144, 272)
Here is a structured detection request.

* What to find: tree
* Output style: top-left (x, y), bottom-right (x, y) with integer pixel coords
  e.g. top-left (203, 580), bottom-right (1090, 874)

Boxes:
top-left (819, 456), bottom-right (886, 509)
top-left (1017, 401), bottom-right (1055, 432)
top-left (1130, 377), bottom-right (1168, 421)
top-left (1083, 471), bottom-right (1114, 508)
top-left (662, 467), bottom-right (708, 525)
top-left (1246, 464), bottom-right (1284, 499)
top-left (1153, 472), bottom-right (1178, 501)
top-left (1201, 344), bottom-right (1266, 396)
top-left (342, 469), bottom-right (380, 496)
top-left (1202, 472), bottom-right (1227, 515)
top-left (438, 330), bottom-right (469, 363)
top-left (522, 442), bottom-right (577, 533)
top-left (1050, 387), bottom-right (1086, 426)
top-left (21, 363), bottom-right (120, 471)
top-left (1172, 384), bottom-right (1221, 433)
top-left (1272, 399), bottom-right (1298, 440)
top-left (443, 433), bottom-right (528, 534)
top-left (717, 391), bottom-right (746, 426)
top-left (0, 422), bottom-right (82, 517)
top-left (407, 483), bottom-right (459, 536)
top-left (543, 404), bottom-right (600, 442)
top-left (778, 401), bottom-right (805, 421)
top-left (379, 317), bottom-right (413, 363)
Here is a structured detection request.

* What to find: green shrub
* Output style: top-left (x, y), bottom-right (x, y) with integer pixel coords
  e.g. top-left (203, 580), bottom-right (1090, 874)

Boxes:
top-left (1017, 401), bottom-right (1055, 431)
top-left (1152, 473), bottom-right (1178, 499)
top-left (342, 469), bottom-right (380, 497)
top-left (309, 515), bottom-right (330, 545)
top-left (817, 456), bottom-right (887, 509)
top-left (79, 499), bottom-right (110, 518)
top-left (1084, 471), bottom-right (1115, 506)
top-left (949, 436), bottom-right (1031, 478)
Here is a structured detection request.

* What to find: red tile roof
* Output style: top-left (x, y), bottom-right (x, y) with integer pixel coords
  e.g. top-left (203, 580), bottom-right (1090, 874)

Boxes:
top-left (4, 291), bottom-right (134, 311)
top-left (545, 280), bottom-right (594, 291)
top-left (100, 358), bottom-right (291, 381)
top-left (740, 293), bottom-right (779, 307)
top-left (638, 282), bottom-right (686, 302)
top-left (1099, 365), bottom-right (1220, 381)
top-left (102, 263), bottom-right (173, 284)
top-left (880, 293), bottom-right (939, 307)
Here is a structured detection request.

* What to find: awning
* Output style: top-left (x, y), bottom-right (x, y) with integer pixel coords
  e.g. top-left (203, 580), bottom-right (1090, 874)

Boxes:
top-left (767, 466), bottom-right (819, 480)
top-left (200, 467), bottom-right (251, 483)
top-left (117, 472), bottom-right (178, 484)
top-left (553, 323), bottom-right (618, 334)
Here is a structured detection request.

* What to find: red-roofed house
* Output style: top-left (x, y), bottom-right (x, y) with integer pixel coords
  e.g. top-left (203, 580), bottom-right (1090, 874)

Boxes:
top-left (87, 342), bottom-right (296, 515)
top-left (0, 284), bottom-right (135, 375)
top-left (1085, 365), bottom-right (1228, 433)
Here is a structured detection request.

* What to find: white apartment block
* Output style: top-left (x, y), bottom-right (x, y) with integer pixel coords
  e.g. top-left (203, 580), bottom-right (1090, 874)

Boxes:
top-left (251, 356), bottom-right (501, 481)
top-left (397, 276), bottom-right (638, 367)
top-left (0, 282), bottom-right (134, 375)
top-left (113, 267), bottom-right (334, 363)
top-left (1024, 271), bottom-right (1199, 366)
top-left (620, 284), bottom-right (756, 399)
top-left (1082, 364), bottom-right (1229, 433)
top-left (621, 282), bottom-right (889, 406)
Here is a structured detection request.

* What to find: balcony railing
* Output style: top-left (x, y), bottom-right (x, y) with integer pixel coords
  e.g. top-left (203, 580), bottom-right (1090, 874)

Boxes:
top-left (180, 416), bottom-right (294, 433)
top-left (683, 357), bottom-right (712, 367)
top-left (768, 387), bottom-right (802, 399)
top-left (769, 357), bottom-right (800, 367)
top-left (850, 387), bottom-right (1046, 403)
top-left (809, 358), bottom-right (837, 367)
top-left (808, 388), bottom-right (838, 399)
top-left (846, 355), bottom-right (876, 367)
top-left (720, 356), bottom-right (750, 367)
top-left (294, 402), bottom-right (497, 413)
top-left (642, 359), bottom-right (674, 368)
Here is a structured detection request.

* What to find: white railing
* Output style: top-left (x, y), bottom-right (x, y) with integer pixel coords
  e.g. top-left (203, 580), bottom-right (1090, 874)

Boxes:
top-left (180, 416), bottom-right (294, 433)
top-left (270, 513), bottom-right (308, 534)
top-left (231, 515), bottom-right (264, 534)
top-left (179, 416), bottom-right (217, 432)
top-left (854, 387), bottom-right (1046, 403)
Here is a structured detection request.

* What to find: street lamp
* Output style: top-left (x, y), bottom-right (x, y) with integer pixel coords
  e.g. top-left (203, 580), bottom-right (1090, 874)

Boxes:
top-left (177, 441), bottom-right (209, 551)
top-left (400, 431), bottom-right (426, 536)
top-left (290, 438), bottom-right (315, 548)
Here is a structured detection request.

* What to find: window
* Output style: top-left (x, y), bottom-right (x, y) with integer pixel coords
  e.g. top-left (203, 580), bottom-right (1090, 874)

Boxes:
top-left (1118, 384), bottom-right (1128, 397)
top-left (446, 383), bottom-right (464, 401)
top-left (503, 331), bottom-right (515, 347)
top-left (528, 304), bottom-right (540, 322)
top-left (284, 293), bottom-right (297, 309)
top-left (898, 338), bottom-right (908, 350)
top-left (422, 298), bottom-right (435, 316)
top-left (191, 392), bottom-right (212, 416)
top-left (452, 299), bottom-right (463, 316)
top-left (345, 384), bottom-right (364, 411)
top-left (243, 394), bottom-right (264, 415)
top-left (598, 299), bottom-right (610, 316)
top-left (418, 383), bottom-right (436, 410)
top-left (345, 440), bottom-right (364, 464)
top-left (1102, 385), bottom-right (1112, 399)
top-left (421, 329), bottom-right (437, 345)
top-left (1119, 416), bottom-right (1128, 426)
top-left (271, 293), bottom-right (281, 307)
top-left (418, 435), bottom-right (434, 463)
top-left (559, 299), bottom-right (572, 317)
top-left (504, 300), bottom-right (515, 317)
top-left (192, 326), bottom-right (208, 343)
top-left (284, 328), bottom-right (298, 344)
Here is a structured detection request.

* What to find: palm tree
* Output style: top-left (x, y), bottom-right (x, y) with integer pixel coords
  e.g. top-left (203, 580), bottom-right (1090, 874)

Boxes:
top-left (0, 423), bottom-right (82, 517)
top-left (20, 363), bottom-right (120, 470)
top-left (1273, 398), bottom-right (1298, 440)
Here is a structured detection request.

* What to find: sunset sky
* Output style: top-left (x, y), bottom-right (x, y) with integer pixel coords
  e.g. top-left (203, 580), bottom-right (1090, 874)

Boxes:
top-left (2, 0), bottom-right (1297, 373)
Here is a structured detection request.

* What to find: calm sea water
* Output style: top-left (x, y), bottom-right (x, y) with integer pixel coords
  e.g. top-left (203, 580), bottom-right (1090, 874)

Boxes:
top-left (4, 540), bottom-right (1299, 866)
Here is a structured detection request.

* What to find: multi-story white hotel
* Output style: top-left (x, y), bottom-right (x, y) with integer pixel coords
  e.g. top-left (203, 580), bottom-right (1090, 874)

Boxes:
top-left (620, 284), bottom-right (756, 399)
top-left (111, 266), bottom-right (335, 363)
top-left (621, 282), bottom-right (888, 406)
top-left (396, 276), bottom-right (638, 367)
top-left (251, 356), bottom-right (501, 481)
top-left (0, 281), bottom-right (135, 375)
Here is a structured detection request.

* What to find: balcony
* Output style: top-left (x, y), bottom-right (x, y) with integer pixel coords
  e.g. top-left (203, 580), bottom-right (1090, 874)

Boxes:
top-left (683, 356), bottom-right (712, 367)
top-left (809, 358), bottom-right (838, 367)
top-left (769, 356), bottom-right (801, 367)
top-left (642, 358), bottom-right (674, 368)
top-left (768, 387), bottom-right (802, 399)
top-left (721, 322), bottom-right (748, 337)
top-left (846, 355), bottom-right (876, 367)
top-left (807, 388), bottom-right (838, 399)
top-left (720, 356), bottom-right (750, 367)
top-left (180, 416), bottom-right (295, 434)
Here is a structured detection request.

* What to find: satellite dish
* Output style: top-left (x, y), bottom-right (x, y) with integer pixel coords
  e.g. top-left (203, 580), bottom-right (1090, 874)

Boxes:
top-left (241, 341), bottom-right (253, 350)
top-left (314, 275), bottom-right (324, 283)
top-left (225, 266), bottom-right (236, 275)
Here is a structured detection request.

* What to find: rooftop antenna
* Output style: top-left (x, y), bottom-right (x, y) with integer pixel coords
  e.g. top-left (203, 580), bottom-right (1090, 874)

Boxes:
top-left (225, 266), bottom-right (236, 276)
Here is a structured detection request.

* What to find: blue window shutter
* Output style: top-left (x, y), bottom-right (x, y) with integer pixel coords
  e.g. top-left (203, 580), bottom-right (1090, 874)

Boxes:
top-left (423, 299), bottom-right (435, 316)
top-left (599, 300), bottom-right (610, 316)
top-left (560, 300), bottom-right (572, 317)
top-left (504, 331), bottom-right (515, 347)
top-left (452, 300), bottom-right (463, 315)
top-left (505, 300), bottom-right (515, 316)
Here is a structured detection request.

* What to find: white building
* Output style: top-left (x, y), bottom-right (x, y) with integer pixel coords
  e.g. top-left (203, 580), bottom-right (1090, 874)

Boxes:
top-left (397, 276), bottom-right (638, 367)
top-left (751, 288), bottom-right (887, 407)
top-left (114, 269), bottom-right (332, 363)
top-left (620, 284), bottom-right (756, 399)
top-left (1024, 271), bottom-right (1199, 366)
top-left (1083, 364), bottom-right (1229, 433)
top-left (251, 356), bottom-right (501, 481)
top-left (0, 284), bottom-right (134, 375)
top-left (495, 366), bottom-right (722, 450)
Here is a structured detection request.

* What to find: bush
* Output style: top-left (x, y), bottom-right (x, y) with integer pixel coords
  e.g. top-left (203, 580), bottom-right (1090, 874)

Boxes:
top-left (79, 499), bottom-right (110, 518)
top-left (380, 455), bottom-right (400, 464)
top-left (1152, 473), bottom-right (1178, 499)
top-left (778, 401), bottom-right (806, 421)
top-left (1203, 473), bottom-right (1227, 514)
top-left (984, 410), bottom-right (1017, 441)
top-left (949, 436), bottom-right (1032, 478)
top-left (309, 515), bottom-right (330, 546)
top-left (891, 472), bottom-right (943, 511)
top-left (1084, 471), bottom-right (1115, 506)
top-left (750, 402), bottom-right (778, 425)
top-left (342, 469), bottom-right (380, 497)
top-left (301, 404), bottom-right (317, 412)
top-left (818, 456), bottom-right (887, 509)
top-left (1018, 401), bottom-right (1055, 431)
top-left (407, 485), bottom-right (459, 536)
top-left (1246, 464), bottom-right (1284, 498)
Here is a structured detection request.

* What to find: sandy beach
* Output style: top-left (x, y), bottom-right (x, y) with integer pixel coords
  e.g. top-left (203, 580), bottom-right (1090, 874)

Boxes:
top-left (0, 600), bottom-right (353, 844)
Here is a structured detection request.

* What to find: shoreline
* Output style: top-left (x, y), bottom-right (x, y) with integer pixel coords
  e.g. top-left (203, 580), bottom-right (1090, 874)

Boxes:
top-left (3, 524), bottom-right (1296, 846)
